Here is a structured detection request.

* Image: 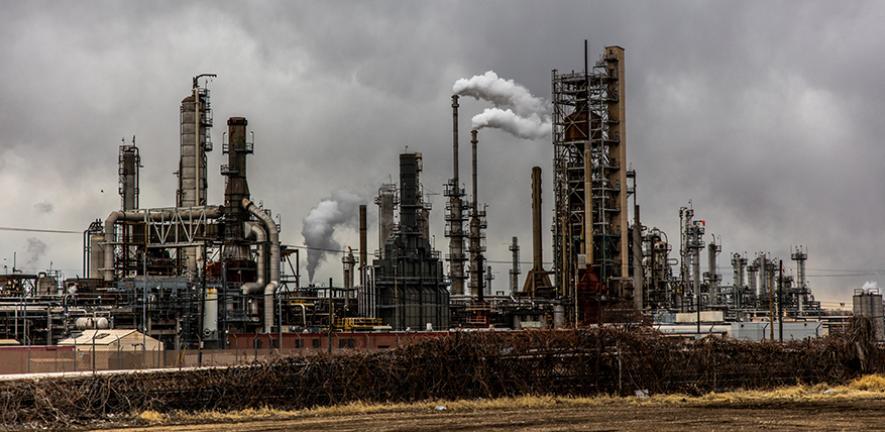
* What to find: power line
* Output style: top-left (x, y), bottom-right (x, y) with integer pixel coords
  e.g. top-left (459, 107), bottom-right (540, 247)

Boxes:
top-left (0, 226), bottom-right (80, 234)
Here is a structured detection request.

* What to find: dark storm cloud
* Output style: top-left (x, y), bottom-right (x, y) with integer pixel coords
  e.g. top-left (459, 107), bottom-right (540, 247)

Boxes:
top-left (0, 1), bottom-right (881, 303)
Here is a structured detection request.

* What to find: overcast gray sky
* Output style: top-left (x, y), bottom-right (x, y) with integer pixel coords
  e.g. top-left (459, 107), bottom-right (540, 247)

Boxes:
top-left (1, 1), bottom-right (882, 307)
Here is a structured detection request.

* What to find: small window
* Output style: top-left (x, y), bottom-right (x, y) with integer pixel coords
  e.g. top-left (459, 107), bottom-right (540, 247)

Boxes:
top-left (338, 338), bottom-right (355, 349)
top-left (255, 339), bottom-right (263, 349)
top-left (295, 339), bottom-right (304, 348)
top-left (311, 339), bottom-right (321, 348)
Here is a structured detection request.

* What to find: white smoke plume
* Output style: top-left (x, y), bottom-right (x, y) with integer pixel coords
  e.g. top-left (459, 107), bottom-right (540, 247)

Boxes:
top-left (25, 237), bottom-right (47, 269)
top-left (471, 108), bottom-right (552, 140)
top-left (862, 280), bottom-right (879, 292)
top-left (301, 191), bottom-right (362, 283)
top-left (453, 70), bottom-right (551, 140)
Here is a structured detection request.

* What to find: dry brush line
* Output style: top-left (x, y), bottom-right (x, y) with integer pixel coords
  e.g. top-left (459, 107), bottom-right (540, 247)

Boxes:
top-left (0, 318), bottom-right (878, 429)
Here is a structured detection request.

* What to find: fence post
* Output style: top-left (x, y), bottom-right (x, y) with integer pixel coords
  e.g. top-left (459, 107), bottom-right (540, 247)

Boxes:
top-left (617, 343), bottom-right (622, 395)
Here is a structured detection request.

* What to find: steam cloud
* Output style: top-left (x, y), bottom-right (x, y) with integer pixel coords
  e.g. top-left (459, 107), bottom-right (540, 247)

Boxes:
top-left (453, 71), bottom-right (548, 117)
top-left (471, 108), bottom-right (552, 140)
top-left (301, 191), bottom-right (362, 283)
top-left (453, 70), bottom-right (552, 140)
top-left (862, 280), bottom-right (879, 292)
top-left (25, 237), bottom-right (47, 268)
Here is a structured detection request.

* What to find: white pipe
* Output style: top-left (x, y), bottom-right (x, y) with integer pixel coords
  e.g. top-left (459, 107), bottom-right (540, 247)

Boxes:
top-left (293, 303), bottom-right (307, 328)
top-left (102, 206), bottom-right (223, 282)
top-left (242, 198), bottom-right (280, 334)
top-left (240, 222), bottom-right (266, 295)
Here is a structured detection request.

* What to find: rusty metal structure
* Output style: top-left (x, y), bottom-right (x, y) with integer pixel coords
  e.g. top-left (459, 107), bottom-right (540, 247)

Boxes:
top-left (552, 44), bottom-right (632, 321)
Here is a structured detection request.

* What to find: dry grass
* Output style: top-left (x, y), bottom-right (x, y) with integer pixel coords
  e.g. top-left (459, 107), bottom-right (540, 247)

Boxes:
top-left (129, 374), bottom-right (885, 427)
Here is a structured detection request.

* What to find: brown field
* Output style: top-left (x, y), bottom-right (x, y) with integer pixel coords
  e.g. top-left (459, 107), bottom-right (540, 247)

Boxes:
top-left (97, 375), bottom-right (885, 431)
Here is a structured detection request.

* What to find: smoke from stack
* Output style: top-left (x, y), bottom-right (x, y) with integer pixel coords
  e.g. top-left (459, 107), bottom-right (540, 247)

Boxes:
top-left (453, 70), bottom-right (551, 140)
top-left (471, 108), bottom-right (551, 140)
top-left (25, 237), bottom-right (47, 269)
top-left (301, 191), bottom-right (361, 283)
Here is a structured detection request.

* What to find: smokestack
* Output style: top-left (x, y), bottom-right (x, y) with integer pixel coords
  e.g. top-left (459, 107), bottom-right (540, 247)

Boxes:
top-left (359, 205), bottom-right (367, 315)
top-left (522, 166), bottom-right (554, 298)
top-left (531, 166), bottom-right (543, 270)
top-left (471, 129), bottom-right (478, 219)
top-left (452, 95), bottom-right (459, 187)
top-left (447, 95), bottom-right (466, 296)
top-left (469, 129), bottom-right (484, 299)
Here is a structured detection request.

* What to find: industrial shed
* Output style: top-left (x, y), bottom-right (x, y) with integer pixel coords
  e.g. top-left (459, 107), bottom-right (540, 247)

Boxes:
top-left (58, 329), bottom-right (163, 352)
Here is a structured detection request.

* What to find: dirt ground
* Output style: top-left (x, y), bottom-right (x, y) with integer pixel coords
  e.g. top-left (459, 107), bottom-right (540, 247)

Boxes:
top-left (102, 399), bottom-right (885, 432)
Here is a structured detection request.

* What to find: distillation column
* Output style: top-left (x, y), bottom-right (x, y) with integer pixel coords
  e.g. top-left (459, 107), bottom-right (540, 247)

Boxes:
top-left (509, 237), bottom-right (520, 295)
top-left (375, 184), bottom-right (396, 259)
top-left (704, 236), bottom-right (721, 305)
top-left (178, 74), bottom-right (215, 276)
top-left (791, 246), bottom-right (808, 314)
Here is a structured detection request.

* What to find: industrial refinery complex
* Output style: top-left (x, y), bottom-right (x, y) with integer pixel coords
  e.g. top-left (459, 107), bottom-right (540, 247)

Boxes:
top-left (0, 44), bottom-right (877, 353)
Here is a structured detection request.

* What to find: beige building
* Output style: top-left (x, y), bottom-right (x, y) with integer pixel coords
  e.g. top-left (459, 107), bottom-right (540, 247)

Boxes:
top-left (58, 329), bottom-right (163, 352)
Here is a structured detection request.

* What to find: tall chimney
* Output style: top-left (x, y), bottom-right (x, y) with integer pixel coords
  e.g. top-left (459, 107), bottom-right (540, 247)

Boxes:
top-left (452, 95), bottom-right (460, 191)
top-left (358, 204), bottom-right (367, 315)
top-left (522, 166), bottom-right (553, 297)
top-left (448, 95), bottom-right (466, 296)
top-left (469, 129), bottom-right (483, 299)
top-left (531, 166), bottom-right (543, 271)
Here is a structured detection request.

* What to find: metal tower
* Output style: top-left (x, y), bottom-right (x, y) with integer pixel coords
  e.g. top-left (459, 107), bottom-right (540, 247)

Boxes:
top-left (552, 44), bottom-right (629, 309)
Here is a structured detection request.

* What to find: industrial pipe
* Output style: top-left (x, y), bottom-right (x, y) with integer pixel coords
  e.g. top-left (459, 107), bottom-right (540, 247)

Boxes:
top-left (102, 206), bottom-right (223, 281)
top-left (240, 222), bottom-right (266, 295)
top-left (242, 198), bottom-right (280, 334)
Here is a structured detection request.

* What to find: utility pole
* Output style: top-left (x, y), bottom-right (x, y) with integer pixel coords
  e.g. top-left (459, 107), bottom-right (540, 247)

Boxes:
top-left (328, 277), bottom-right (334, 354)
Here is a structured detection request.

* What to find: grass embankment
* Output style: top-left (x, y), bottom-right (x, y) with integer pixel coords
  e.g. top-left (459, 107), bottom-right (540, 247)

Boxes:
top-left (131, 374), bottom-right (885, 427)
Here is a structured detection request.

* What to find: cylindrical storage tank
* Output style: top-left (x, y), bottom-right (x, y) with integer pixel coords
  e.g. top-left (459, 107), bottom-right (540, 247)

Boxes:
top-left (853, 292), bottom-right (885, 341)
top-left (203, 287), bottom-right (218, 340)
top-left (89, 233), bottom-right (105, 279)
top-left (75, 317), bottom-right (110, 330)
